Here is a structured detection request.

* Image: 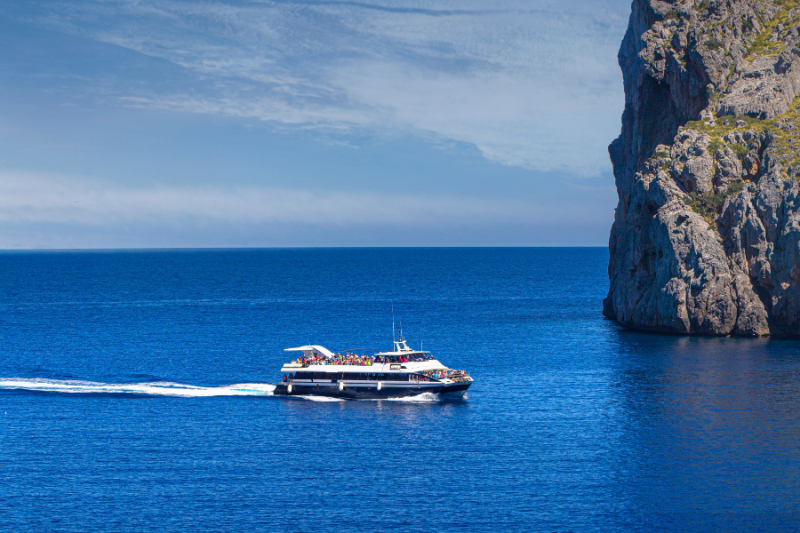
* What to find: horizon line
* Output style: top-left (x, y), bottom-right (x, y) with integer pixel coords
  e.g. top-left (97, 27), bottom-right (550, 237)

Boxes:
top-left (0, 245), bottom-right (610, 253)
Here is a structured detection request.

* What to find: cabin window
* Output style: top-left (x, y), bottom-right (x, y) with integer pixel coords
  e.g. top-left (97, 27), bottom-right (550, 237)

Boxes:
top-left (294, 372), bottom-right (313, 380)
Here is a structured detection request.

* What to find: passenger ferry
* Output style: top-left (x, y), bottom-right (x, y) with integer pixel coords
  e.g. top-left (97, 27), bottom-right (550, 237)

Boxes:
top-left (273, 335), bottom-right (473, 400)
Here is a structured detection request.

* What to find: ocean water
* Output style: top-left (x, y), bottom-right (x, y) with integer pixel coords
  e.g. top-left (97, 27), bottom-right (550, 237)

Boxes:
top-left (1, 248), bottom-right (799, 532)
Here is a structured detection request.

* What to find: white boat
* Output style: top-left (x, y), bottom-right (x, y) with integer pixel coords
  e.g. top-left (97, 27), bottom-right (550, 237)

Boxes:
top-left (273, 335), bottom-right (473, 400)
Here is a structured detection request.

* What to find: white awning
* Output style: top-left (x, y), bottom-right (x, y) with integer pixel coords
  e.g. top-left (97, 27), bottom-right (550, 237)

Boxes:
top-left (284, 345), bottom-right (336, 359)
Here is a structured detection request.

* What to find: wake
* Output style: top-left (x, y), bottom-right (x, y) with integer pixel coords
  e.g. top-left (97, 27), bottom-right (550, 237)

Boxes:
top-left (0, 378), bottom-right (276, 397)
top-left (384, 392), bottom-right (441, 403)
top-left (0, 379), bottom-right (453, 402)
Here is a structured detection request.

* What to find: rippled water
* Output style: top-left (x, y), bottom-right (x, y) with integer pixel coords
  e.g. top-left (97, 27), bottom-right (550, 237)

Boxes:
top-left (1, 248), bottom-right (799, 532)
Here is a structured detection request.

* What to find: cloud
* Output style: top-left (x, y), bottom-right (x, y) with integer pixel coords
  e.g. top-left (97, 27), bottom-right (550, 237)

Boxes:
top-left (17, 0), bottom-right (629, 175)
top-left (0, 171), bottom-right (586, 227)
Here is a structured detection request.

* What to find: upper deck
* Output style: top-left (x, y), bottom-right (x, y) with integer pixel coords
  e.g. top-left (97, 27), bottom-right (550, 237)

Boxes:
top-left (280, 339), bottom-right (469, 381)
top-left (280, 359), bottom-right (446, 373)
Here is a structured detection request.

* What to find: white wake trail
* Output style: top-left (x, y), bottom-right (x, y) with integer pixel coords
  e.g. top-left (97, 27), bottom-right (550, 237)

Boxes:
top-left (0, 378), bottom-right (276, 397)
top-left (384, 392), bottom-right (441, 403)
top-left (293, 395), bottom-right (345, 402)
top-left (0, 379), bottom-right (458, 403)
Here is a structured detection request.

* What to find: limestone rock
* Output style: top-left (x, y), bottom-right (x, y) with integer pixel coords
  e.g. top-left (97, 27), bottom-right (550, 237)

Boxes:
top-left (715, 145), bottom-right (743, 181)
top-left (605, 0), bottom-right (800, 337)
top-left (672, 131), bottom-right (715, 193)
top-left (717, 53), bottom-right (800, 119)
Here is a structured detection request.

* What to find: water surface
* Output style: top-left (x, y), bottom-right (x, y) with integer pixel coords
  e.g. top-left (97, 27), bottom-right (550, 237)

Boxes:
top-left (1, 248), bottom-right (799, 532)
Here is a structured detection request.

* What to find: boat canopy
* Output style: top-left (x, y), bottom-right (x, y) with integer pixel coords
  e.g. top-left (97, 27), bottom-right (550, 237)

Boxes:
top-left (375, 338), bottom-right (430, 357)
top-left (284, 345), bottom-right (336, 359)
top-left (375, 350), bottom-right (431, 356)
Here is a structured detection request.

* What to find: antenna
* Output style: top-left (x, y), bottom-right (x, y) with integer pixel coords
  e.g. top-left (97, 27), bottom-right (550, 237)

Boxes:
top-left (392, 302), bottom-right (396, 347)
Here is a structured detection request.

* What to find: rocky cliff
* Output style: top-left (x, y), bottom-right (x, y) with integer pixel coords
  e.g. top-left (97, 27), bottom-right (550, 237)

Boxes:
top-left (605, 0), bottom-right (800, 336)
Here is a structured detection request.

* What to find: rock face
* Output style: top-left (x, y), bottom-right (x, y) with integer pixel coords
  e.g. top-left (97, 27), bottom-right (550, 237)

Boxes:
top-left (605, 0), bottom-right (800, 337)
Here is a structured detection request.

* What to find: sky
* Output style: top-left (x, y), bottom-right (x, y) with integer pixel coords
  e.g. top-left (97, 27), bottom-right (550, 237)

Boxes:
top-left (0, 0), bottom-right (632, 248)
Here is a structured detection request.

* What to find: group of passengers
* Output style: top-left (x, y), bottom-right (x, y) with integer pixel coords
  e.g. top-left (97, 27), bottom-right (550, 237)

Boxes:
top-left (294, 352), bottom-right (434, 367)
top-left (294, 353), bottom-right (377, 367)
top-left (292, 353), bottom-right (433, 367)
top-left (422, 369), bottom-right (466, 381)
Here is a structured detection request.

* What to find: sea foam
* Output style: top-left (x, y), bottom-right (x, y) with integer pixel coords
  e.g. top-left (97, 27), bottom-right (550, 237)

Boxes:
top-left (0, 378), bottom-right (276, 397)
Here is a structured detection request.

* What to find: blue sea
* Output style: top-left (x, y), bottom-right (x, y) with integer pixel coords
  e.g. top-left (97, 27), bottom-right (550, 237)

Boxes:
top-left (1, 248), bottom-right (799, 532)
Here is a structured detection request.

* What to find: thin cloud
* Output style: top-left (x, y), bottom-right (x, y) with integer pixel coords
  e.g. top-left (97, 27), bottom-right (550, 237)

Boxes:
top-left (16, 0), bottom-right (629, 175)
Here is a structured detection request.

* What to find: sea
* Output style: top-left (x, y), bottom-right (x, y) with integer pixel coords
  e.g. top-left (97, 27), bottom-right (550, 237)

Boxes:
top-left (1, 248), bottom-right (799, 532)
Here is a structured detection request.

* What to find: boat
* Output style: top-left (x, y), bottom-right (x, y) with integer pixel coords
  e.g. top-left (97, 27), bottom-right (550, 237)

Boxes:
top-left (273, 334), bottom-right (473, 400)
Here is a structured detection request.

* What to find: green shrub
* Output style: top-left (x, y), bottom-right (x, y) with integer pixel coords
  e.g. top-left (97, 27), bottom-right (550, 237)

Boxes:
top-left (688, 191), bottom-right (726, 217)
top-left (727, 180), bottom-right (745, 195)
top-left (706, 193), bottom-right (725, 212)
top-left (664, 8), bottom-right (680, 20)
top-left (655, 151), bottom-right (670, 159)
top-left (742, 16), bottom-right (754, 32)
top-left (705, 38), bottom-right (724, 51)
top-left (707, 138), bottom-right (722, 154)
top-left (732, 143), bottom-right (749, 158)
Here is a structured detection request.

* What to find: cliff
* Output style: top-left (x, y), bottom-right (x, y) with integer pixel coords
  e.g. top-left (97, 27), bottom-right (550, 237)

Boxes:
top-left (605, 0), bottom-right (800, 336)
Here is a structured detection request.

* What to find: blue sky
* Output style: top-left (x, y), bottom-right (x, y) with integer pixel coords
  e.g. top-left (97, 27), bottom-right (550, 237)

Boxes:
top-left (0, 0), bottom-right (630, 248)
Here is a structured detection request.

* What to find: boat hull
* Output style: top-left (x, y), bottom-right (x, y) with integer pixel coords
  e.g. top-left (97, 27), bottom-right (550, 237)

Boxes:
top-left (273, 381), bottom-right (471, 400)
